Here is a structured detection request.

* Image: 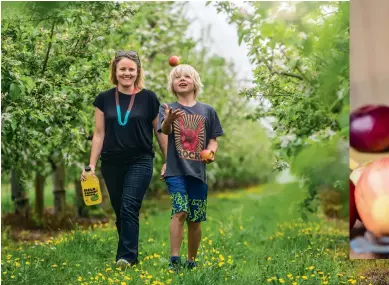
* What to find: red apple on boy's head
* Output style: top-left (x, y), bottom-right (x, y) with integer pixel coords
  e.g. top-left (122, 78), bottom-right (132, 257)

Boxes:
top-left (169, 56), bottom-right (180, 67)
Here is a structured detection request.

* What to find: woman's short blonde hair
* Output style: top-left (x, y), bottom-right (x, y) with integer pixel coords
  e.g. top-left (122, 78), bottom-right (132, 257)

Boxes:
top-left (167, 64), bottom-right (203, 97)
top-left (110, 53), bottom-right (145, 90)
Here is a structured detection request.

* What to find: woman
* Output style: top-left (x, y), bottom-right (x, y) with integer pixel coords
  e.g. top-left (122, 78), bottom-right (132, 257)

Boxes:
top-left (81, 51), bottom-right (167, 268)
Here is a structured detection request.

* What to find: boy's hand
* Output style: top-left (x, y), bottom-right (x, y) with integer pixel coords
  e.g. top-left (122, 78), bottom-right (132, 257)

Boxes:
top-left (163, 104), bottom-right (185, 124)
top-left (160, 163), bottom-right (166, 181)
top-left (201, 150), bottom-right (215, 164)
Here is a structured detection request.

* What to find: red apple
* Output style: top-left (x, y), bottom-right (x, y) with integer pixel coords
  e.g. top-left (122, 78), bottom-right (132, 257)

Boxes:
top-left (200, 149), bottom-right (214, 161)
top-left (168, 55), bottom-right (180, 67)
top-left (350, 105), bottom-right (389, 152)
top-left (355, 157), bottom-right (389, 237)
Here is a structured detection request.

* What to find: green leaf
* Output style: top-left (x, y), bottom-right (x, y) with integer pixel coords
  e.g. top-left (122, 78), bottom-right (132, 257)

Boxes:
top-left (20, 76), bottom-right (35, 93)
top-left (11, 119), bottom-right (17, 131)
top-left (9, 82), bottom-right (21, 100)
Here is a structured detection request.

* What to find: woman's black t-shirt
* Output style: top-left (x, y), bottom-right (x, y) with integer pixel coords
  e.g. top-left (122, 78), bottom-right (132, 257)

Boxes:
top-left (93, 87), bottom-right (160, 164)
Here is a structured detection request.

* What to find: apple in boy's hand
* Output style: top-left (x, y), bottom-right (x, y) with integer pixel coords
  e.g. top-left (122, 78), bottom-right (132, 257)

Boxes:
top-left (169, 56), bottom-right (180, 67)
top-left (200, 149), bottom-right (214, 161)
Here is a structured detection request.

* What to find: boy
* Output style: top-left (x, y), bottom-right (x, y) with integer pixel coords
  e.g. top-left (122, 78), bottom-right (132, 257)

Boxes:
top-left (158, 64), bottom-right (224, 270)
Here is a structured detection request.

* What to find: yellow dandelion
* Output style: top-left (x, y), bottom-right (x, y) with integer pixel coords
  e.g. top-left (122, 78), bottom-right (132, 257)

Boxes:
top-left (267, 278), bottom-right (272, 283)
top-left (51, 264), bottom-right (58, 268)
top-left (302, 276), bottom-right (308, 280)
top-left (78, 276), bottom-right (83, 281)
top-left (15, 262), bottom-right (21, 267)
top-left (11, 276), bottom-right (15, 279)
top-left (359, 276), bottom-right (366, 279)
top-left (323, 282), bottom-right (328, 285)
top-left (308, 266), bottom-right (314, 270)
top-left (279, 278), bottom-right (285, 283)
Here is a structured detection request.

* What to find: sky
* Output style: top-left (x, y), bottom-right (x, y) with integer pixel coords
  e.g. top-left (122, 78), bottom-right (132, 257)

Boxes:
top-left (183, 1), bottom-right (254, 88)
top-left (182, 1), bottom-right (279, 133)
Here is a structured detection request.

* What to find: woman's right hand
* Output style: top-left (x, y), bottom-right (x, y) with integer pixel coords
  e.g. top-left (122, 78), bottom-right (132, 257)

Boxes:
top-left (81, 165), bottom-right (96, 181)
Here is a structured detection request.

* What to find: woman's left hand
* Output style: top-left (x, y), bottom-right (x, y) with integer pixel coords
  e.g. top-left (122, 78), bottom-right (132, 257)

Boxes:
top-left (160, 163), bottom-right (166, 181)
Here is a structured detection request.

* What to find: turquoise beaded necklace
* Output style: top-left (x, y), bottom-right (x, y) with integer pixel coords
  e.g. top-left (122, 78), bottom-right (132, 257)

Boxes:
top-left (115, 87), bottom-right (137, 126)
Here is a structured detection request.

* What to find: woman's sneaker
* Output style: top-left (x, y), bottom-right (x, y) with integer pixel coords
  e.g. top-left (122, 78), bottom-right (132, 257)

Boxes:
top-left (116, 259), bottom-right (130, 269)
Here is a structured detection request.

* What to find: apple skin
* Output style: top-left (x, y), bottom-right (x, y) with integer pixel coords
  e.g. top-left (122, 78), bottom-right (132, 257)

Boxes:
top-left (168, 56), bottom-right (180, 67)
top-left (200, 149), bottom-right (214, 161)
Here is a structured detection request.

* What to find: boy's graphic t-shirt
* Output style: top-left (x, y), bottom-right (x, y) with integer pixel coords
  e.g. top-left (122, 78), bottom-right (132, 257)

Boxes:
top-left (157, 101), bottom-right (224, 184)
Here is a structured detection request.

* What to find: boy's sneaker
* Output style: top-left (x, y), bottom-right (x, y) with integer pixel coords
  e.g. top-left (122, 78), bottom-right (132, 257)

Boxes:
top-left (168, 256), bottom-right (182, 272)
top-left (116, 259), bottom-right (130, 269)
top-left (184, 260), bottom-right (197, 269)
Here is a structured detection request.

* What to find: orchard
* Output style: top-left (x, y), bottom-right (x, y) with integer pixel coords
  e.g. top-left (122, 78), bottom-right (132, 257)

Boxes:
top-left (1, 2), bottom-right (388, 284)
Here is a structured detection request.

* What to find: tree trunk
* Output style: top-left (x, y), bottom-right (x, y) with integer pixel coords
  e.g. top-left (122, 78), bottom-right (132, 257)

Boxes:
top-left (11, 170), bottom-right (30, 217)
top-left (35, 172), bottom-right (45, 219)
top-left (53, 163), bottom-right (66, 214)
top-left (74, 179), bottom-right (88, 217)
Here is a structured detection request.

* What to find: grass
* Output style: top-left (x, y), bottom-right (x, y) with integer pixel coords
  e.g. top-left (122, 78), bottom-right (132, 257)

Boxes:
top-left (1, 182), bottom-right (388, 284)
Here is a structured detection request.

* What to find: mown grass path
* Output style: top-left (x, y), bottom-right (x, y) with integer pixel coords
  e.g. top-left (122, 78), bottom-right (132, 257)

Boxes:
top-left (1, 183), bottom-right (386, 284)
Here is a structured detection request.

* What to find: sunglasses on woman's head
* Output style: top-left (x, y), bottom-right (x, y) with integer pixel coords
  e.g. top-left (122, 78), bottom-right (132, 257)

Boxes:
top-left (115, 50), bottom-right (139, 58)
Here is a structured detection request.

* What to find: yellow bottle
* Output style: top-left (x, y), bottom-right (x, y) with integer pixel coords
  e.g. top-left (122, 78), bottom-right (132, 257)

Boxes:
top-left (81, 166), bottom-right (102, 206)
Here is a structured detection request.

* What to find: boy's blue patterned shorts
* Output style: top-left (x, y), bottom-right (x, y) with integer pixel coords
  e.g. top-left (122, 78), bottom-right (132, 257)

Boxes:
top-left (165, 176), bottom-right (208, 222)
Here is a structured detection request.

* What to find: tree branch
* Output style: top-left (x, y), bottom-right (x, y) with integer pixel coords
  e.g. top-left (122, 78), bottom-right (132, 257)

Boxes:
top-left (273, 71), bottom-right (304, 80)
top-left (42, 19), bottom-right (56, 75)
top-left (27, 16), bottom-right (57, 22)
top-left (258, 49), bottom-right (304, 81)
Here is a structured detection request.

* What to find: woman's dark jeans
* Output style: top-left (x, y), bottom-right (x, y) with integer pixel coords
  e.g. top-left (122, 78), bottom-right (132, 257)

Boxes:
top-left (101, 155), bottom-right (153, 264)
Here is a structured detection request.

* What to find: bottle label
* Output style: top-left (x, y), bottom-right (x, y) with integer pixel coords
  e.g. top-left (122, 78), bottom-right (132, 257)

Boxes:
top-left (84, 188), bottom-right (98, 196)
